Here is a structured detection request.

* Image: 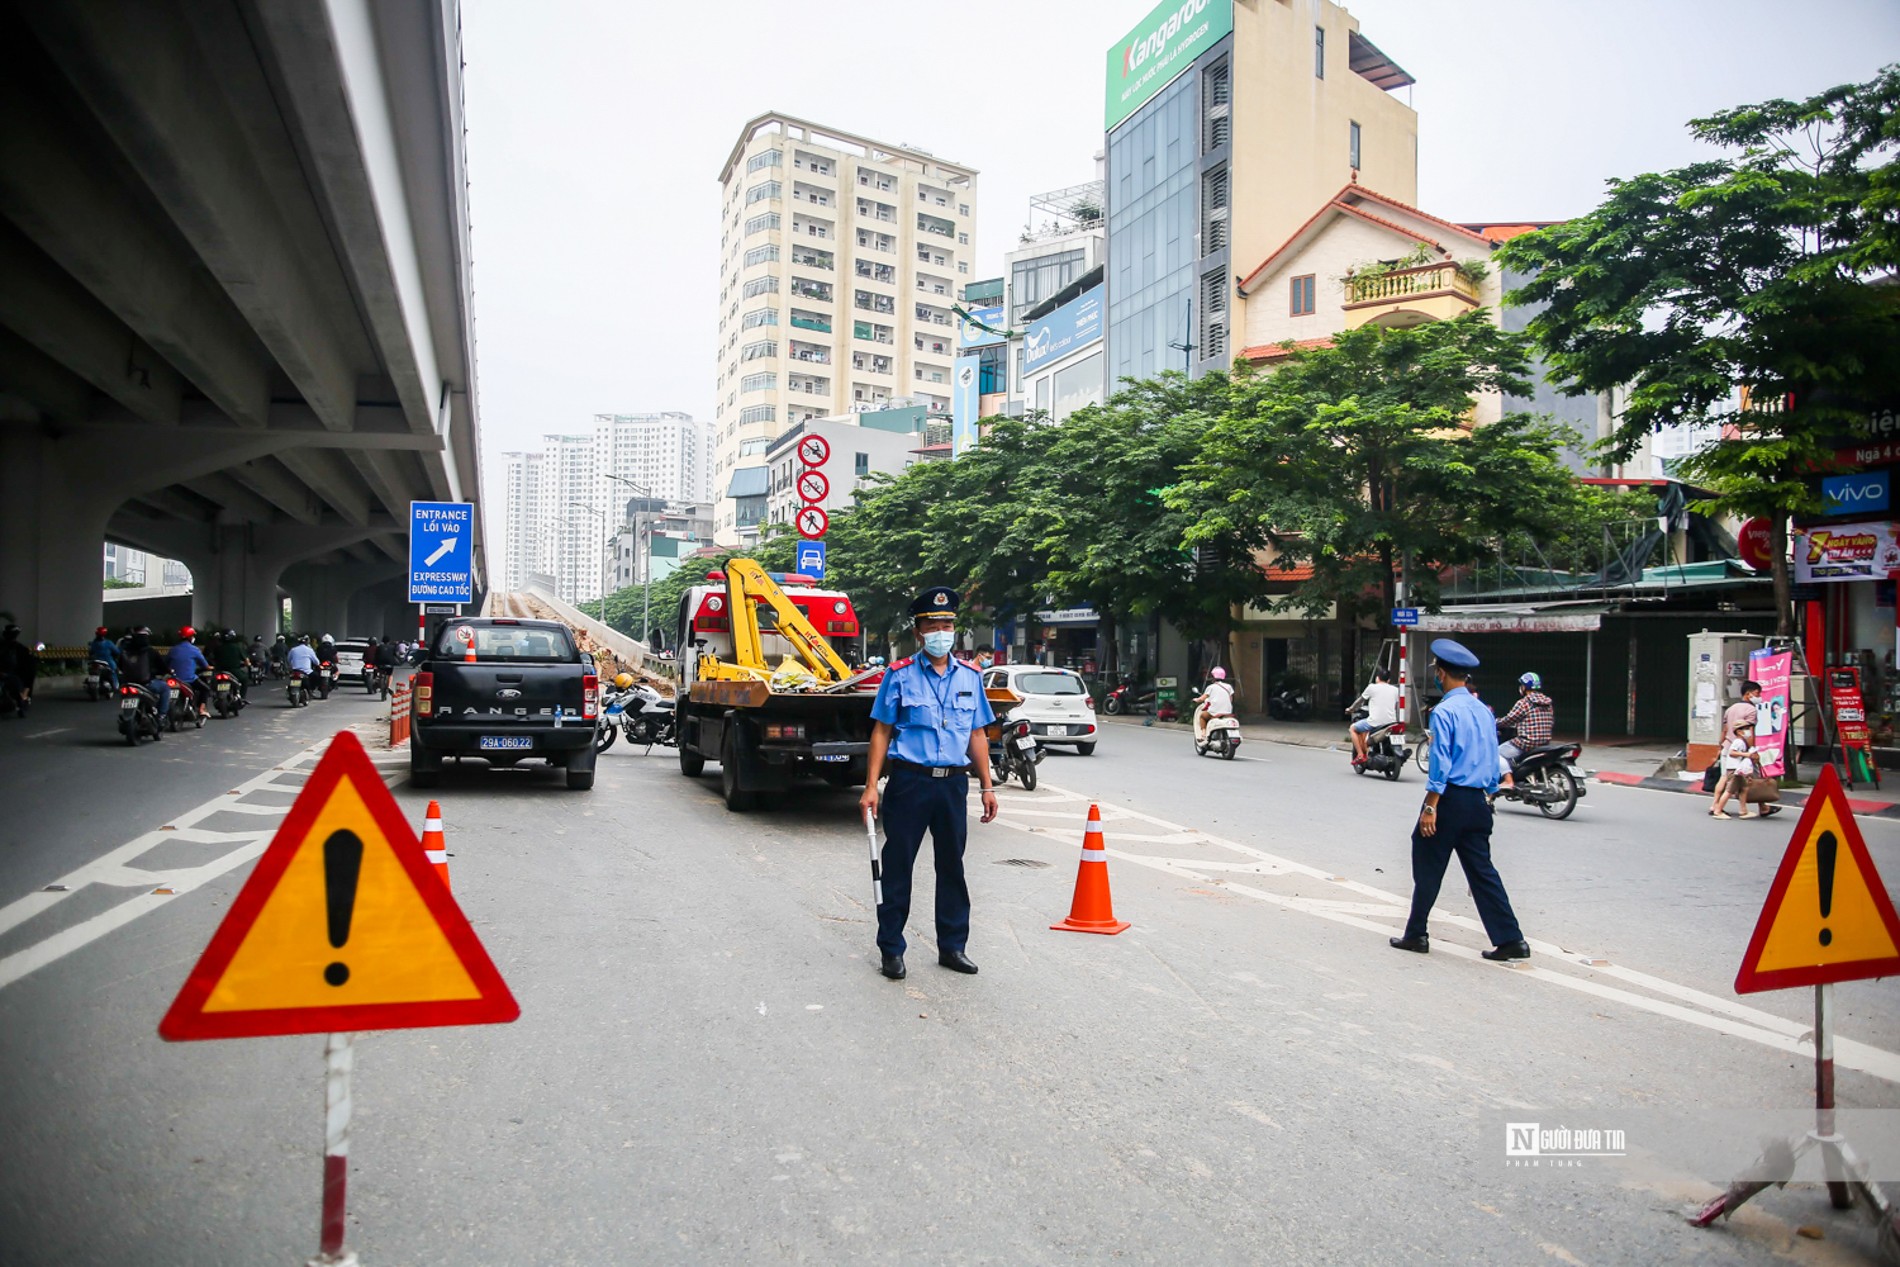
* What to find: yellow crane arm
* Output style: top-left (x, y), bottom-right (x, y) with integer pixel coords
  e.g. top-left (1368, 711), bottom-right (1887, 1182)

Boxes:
top-left (724, 558), bottom-right (855, 684)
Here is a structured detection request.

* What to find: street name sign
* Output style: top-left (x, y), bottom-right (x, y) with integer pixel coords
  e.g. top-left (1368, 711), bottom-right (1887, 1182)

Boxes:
top-left (1391, 607), bottom-right (1419, 627)
top-left (409, 500), bottom-right (473, 604)
top-left (1734, 763), bottom-right (1900, 993)
top-left (159, 730), bottom-right (519, 1039)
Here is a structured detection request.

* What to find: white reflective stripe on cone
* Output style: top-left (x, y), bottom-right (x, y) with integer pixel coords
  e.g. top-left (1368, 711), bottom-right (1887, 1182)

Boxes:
top-left (425, 850), bottom-right (447, 864)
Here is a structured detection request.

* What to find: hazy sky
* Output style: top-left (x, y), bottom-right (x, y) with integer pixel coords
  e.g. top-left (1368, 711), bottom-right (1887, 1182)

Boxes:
top-left (462, 0), bottom-right (1900, 475)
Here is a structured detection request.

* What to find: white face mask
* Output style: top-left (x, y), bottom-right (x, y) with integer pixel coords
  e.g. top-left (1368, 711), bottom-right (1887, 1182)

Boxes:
top-left (921, 630), bottom-right (956, 658)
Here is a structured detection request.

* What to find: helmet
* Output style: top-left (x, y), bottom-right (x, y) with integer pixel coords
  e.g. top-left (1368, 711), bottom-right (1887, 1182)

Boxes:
top-left (614, 673), bottom-right (634, 689)
top-left (322, 633), bottom-right (333, 643)
top-left (1519, 672), bottom-right (1542, 690)
top-left (1210, 666), bottom-right (1227, 680)
top-left (178, 625), bottom-right (196, 639)
top-left (96, 626), bottom-right (110, 637)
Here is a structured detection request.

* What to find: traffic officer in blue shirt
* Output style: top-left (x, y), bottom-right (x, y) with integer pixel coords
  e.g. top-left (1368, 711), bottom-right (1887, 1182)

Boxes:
top-left (861, 587), bottom-right (999, 981)
top-left (1389, 639), bottom-right (1531, 961)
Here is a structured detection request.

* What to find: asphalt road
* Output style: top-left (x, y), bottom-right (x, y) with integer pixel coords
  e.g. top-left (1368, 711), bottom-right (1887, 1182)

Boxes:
top-left (2, 691), bottom-right (1898, 1265)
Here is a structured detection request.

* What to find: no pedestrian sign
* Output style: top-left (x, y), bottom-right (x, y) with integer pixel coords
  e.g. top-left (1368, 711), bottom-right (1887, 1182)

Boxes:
top-left (409, 501), bottom-right (474, 604)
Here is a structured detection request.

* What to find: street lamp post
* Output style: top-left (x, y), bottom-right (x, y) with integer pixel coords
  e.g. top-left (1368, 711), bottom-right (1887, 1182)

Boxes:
top-left (603, 474), bottom-right (655, 644)
top-left (566, 502), bottom-right (609, 623)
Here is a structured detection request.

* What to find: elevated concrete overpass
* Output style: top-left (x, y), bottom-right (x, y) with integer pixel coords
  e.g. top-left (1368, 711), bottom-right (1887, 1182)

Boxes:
top-left (0, 0), bottom-right (486, 643)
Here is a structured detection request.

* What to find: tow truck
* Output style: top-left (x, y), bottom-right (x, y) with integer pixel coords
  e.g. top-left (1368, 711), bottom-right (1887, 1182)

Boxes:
top-left (672, 558), bottom-right (883, 811)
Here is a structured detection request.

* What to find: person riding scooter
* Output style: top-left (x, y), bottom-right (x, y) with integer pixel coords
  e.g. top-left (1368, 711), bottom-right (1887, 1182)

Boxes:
top-left (88, 626), bottom-right (123, 692)
top-left (1193, 667), bottom-right (1236, 746)
top-left (1349, 666), bottom-right (1401, 767)
top-left (166, 626), bottom-right (213, 720)
top-left (1496, 672), bottom-right (1554, 793)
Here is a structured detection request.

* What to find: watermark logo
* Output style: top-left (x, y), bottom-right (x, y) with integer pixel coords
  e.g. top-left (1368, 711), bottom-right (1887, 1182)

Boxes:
top-left (1505, 1123), bottom-right (1627, 1168)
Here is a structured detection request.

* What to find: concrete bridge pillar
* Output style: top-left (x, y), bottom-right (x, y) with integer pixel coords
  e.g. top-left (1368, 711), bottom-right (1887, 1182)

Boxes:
top-left (0, 432), bottom-right (119, 646)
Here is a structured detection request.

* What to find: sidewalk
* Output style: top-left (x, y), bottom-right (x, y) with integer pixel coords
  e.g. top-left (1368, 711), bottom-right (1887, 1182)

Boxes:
top-left (1096, 714), bottom-right (1900, 821)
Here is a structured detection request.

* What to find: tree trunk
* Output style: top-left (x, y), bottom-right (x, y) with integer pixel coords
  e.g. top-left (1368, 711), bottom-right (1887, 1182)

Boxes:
top-left (1771, 514), bottom-right (1793, 638)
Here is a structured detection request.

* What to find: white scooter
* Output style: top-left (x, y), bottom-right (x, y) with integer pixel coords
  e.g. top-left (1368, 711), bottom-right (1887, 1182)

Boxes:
top-left (1195, 710), bottom-right (1242, 760)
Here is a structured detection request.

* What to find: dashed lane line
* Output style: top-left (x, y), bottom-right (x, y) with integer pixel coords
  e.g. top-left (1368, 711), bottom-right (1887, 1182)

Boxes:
top-left (0, 728), bottom-right (405, 992)
top-left (987, 780), bottom-right (1900, 1084)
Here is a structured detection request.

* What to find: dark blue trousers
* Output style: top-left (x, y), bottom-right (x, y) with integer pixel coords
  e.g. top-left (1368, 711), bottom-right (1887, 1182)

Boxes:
top-left (876, 766), bottom-right (971, 957)
top-left (1403, 784), bottom-right (1523, 946)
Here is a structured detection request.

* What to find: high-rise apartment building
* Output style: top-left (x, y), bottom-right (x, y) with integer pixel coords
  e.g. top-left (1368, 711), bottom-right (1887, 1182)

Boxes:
top-left (498, 450), bottom-right (542, 593)
top-left (713, 113), bottom-right (979, 544)
top-left (590, 411), bottom-right (712, 511)
top-left (535, 433), bottom-right (597, 604)
top-left (1104, 0), bottom-right (1417, 382)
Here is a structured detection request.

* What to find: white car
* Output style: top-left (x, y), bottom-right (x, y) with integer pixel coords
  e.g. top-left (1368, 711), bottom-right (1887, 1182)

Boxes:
top-left (332, 639), bottom-right (372, 682)
top-left (982, 665), bottom-right (1098, 755)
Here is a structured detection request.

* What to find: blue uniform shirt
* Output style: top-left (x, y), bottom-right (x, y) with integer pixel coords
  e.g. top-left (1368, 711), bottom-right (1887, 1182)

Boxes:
top-left (1426, 686), bottom-right (1500, 795)
top-left (871, 656), bottom-right (996, 767)
top-left (166, 641), bottom-right (210, 683)
top-left (286, 644), bottom-right (319, 673)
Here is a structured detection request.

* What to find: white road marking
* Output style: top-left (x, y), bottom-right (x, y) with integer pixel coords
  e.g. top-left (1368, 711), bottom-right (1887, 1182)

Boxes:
top-left (23, 727), bottom-right (74, 739)
top-left (0, 726), bottom-right (393, 992)
top-left (992, 779), bottom-right (1900, 1085)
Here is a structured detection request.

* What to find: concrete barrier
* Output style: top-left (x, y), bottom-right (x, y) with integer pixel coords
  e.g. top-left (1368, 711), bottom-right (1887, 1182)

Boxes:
top-left (520, 585), bottom-right (674, 691)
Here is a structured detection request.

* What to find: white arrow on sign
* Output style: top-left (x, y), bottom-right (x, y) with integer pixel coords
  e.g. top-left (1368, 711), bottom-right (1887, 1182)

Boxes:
top-left (424, 536), bottom-right (458, 567)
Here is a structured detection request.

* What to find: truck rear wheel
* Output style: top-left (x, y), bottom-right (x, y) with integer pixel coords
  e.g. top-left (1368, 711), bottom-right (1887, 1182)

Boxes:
top-left (679, 734), bottom-right (706, 777)
top-left (720, 727), bottom-right (757, 812)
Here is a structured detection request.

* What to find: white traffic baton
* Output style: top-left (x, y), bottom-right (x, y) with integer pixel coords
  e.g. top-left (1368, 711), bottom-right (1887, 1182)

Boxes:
top-left (864, 807), bottom-right (884, 907)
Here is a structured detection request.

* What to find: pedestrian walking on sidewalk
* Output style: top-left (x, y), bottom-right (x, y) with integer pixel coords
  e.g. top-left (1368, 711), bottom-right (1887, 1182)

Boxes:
top-left (861, 587), bottom-right (1000, 982)
top-left (1389, 639), bottom-right (1531, 961)
top-left (1709, 723), bottom-right (1779, 820)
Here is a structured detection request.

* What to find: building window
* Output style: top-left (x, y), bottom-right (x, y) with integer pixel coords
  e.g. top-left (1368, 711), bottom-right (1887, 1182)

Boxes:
top-left (957, 261), bottom-right (969, 274)
top-left (745, 212), bottom-right (780, 236)
top-left (1290, 274), bottom-right (1316, 316)
top-left (1203, 60), bottom-right (1231, 153)
top-left (738, 405), bottom-right (775, 425)
top-left (740, 372), bottom-right (776, 393)
top-left (741, 308), bottom-right (779, 329)
top-left (742, 244), bottom-right (779, 268)
top-left (854, 452), bottom-right (869, 476)
top-left (1201, 165), bottom-right (1229, 253)
top-left (746, 149), bottom-right (781, 173)
top-left (746, 181), bottom-right (781, 206)
top-left (1009, 248), bottom-right (1086, 322)
top-left (1314, 25), bottom-right (1325, 78)
top-left (740, 340), bottom-right (777, 362)
top-left (1350, 121), bottom-right (1361, 171)
top-left (742, 276), bottom-right (777, 299)
top-left (1201, 269), bottom-right (1227, 360)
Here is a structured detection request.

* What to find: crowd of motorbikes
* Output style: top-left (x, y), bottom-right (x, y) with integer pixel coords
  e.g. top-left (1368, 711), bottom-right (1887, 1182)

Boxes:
top-left (90, 629), bottom-right (368, 746)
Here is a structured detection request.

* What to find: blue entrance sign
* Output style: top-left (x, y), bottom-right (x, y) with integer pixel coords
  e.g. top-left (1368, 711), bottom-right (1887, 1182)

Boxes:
top-left (1391, 607), bottom-right (1420, 628)
top-left (795, 539), bottom-right (827, 581)
top-left (409, 501), bottom-right (474, 604)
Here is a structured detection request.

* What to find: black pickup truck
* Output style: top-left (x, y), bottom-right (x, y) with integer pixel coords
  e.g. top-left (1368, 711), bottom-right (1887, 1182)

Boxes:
top-left (409, 617), bottom-right (599, 790)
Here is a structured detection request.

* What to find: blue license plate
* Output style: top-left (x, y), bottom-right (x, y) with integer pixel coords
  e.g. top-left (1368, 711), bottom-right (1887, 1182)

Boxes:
top-left (479, 735), bottom-right (533, 751)
top-left (816, 754), bottom-right (850, 764)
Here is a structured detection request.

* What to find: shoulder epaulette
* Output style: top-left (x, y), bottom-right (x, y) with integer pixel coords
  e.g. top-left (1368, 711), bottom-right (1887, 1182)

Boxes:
top-left (889, 656), bottom-right (915, 670)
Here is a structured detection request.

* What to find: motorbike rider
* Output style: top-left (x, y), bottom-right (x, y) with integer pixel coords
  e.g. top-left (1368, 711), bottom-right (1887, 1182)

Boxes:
top-left (88, 626), bottom-right (123, 691)
top-left (0, 624), bottom-right (38, 717)
top-left (212, 629), bottom-right (250, 705)
top-left (269, 633), bottom-right (289, 674)
top-left (317, 632), bottom-right (337, 665)
top-left (167, 626), bottom-right (213, 719)
top-left (370, 635), bottom-right (399, 690)
top-left (1496, 672), bottom-right (1554, 793)
top-left (1193, 667), bottom-right (1236, 746)
top-left (286, 634), bottom-right (320, 680)
top-left (120, 627), bottom-right (169, 719)
top-left (1349, 666), bottom-right (1402, 766)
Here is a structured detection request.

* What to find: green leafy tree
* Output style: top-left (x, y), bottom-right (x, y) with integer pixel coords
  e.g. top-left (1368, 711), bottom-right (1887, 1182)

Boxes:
top-left (602, 530), bottom-right (796, 645)
top-left (1169, 313), bottom-right (1580, 630)
top-left (1498, 66), bottom-right (1900, 633)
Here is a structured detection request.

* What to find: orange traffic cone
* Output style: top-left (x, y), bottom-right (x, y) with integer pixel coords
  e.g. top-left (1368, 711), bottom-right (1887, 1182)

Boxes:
top-left (1051, 803), bottom-right (1129, 934)
top-left (422, 799), bottom-right (450, 891)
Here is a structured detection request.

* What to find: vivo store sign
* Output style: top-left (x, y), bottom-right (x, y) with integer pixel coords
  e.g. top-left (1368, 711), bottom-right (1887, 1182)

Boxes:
top-left (1106, 0), bottom-right (1234, 132)
top-left (1823, 469), bottom-right (1890, 515)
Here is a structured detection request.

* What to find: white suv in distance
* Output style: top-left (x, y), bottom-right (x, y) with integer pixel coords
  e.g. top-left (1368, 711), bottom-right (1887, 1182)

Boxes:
top-left (981, 665), bottom-right (1098, 755)
top-left (333, 639), bottom-right (372, 682)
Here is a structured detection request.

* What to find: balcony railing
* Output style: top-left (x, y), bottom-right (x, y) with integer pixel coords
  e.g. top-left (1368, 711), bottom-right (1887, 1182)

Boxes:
top-left (791, 315), bottom-right (831, 333)
top-left (1345, 263), bottom-right (1480, 307)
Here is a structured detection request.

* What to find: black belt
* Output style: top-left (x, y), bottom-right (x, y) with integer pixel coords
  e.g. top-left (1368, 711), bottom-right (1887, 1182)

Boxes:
top-left (888, 759), bottom-right (971, 778)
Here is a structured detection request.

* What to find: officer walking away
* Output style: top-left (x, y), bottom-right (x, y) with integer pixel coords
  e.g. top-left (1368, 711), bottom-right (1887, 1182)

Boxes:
top-left (860, 588), bottom-right (1000, 981)
top-left (1389, 639), bottom-right (1531, 961)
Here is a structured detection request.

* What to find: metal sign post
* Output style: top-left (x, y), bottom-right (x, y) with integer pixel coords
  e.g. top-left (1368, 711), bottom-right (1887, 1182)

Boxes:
top-left (312, 1031), bottom-right (357, 1267)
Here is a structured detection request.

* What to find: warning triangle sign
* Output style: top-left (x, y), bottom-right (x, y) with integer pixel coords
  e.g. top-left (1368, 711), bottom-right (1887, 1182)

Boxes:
top-left (1735, 762), bottom-right (1900, 994)
top-left (160, 730), bottom-right (519, 1040)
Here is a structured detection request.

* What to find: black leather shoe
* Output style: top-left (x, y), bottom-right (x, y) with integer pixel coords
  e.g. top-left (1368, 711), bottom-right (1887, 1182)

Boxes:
top-left (1388, 935), bottom-right (1430, 954)
top-left (879, 953), bottom-right (905, 980)
top-left (938, 949), bottom-right (978, 974)
top-left (1482, 940), bottom-right (1531, 961)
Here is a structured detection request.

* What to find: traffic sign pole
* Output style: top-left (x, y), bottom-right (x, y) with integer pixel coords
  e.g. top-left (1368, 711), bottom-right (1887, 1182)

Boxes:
top-left (314, 1031), bottom-right (357, 1267)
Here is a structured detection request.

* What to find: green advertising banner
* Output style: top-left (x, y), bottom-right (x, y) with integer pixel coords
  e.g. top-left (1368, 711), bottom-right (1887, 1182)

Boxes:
top-left (1105, 0), bottom-right (1233, 133)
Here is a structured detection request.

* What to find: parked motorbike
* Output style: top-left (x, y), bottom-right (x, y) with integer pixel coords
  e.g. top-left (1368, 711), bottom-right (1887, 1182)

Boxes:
top-left (990, 713), bottom-right (1042, 789)
top-left (210, 670), bottom-right (243, 718)
top-left (597, 682), bottom-right (677, 754)
top-left (287, 669), bottom-right (310, 708)
top-left (116, 682), bottom-right (163, 745)
top-left (1495, 737), bottom-right (1586, 820)
top-left (1103, 678), bottom-right (1156, 716)
top-left (1348, 706), bottom-right (1407, 780)
top-left (1267, 684), bottom-right (1313, 721)
top-left (1195, 711), bottom-right (1243, 760)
